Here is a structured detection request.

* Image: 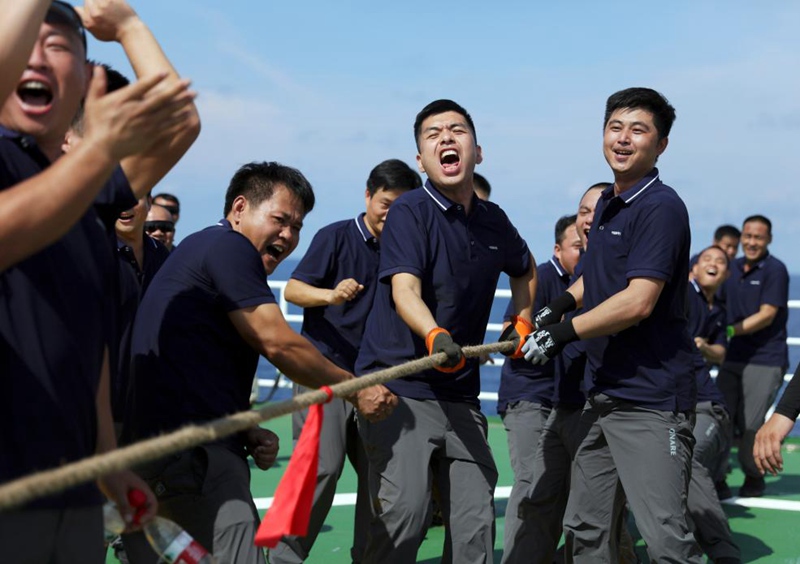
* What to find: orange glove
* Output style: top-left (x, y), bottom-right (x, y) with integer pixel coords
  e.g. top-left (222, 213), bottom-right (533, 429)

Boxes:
top-left (426, 327), bottom-right (466, 373)
top-left (498, 315), bottom-right (534, 359)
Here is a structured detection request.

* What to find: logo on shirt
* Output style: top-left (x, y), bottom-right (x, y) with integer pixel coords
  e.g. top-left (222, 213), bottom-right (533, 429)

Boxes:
top-left (489, 245), bottom-right (498, 251)
top-left (611, 230), bottom-right (622, 236)
top-left (669, 427), bottom-right (677, 456)
top-left (750, 280), bottom-right (761, 286)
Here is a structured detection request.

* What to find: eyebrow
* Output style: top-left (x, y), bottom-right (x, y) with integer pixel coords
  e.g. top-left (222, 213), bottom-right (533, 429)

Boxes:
top-left (423, 121), bottom-right (467, 134)
top-left (607, 118), bottom-right (651, 130)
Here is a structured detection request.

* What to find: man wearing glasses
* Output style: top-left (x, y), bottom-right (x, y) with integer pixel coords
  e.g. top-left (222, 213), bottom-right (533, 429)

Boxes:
top-left (145, 203), bottom-right (176, 251)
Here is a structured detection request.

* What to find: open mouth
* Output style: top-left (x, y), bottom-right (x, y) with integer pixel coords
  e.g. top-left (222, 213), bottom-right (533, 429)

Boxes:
top-left (440, 149), bottom-right (460, 172)
top-left (118, 211), bottom-right (135, 221)
top-left (17, 80), bottom-right (53, 109)
top-left (704, 267), bottom-right (718, 278)
top-left (265, 244), bottom-right (285, 260)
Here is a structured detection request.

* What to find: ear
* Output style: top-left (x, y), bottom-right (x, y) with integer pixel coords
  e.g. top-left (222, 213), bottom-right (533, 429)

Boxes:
top-left (553, 243), bottom-right (561, 259)
top-left (230, 195), bottom-right (248, 224)
top-left (416, 153), bottom-right (425, 174)
top-left (475, 144), bottom-right (483, 165)
top-left (364, 187), bottom-right (371, 207)
top-left (62, 130), bottom-right (75, 154)
top-left (83, 61), bottom-right (95, 97)
top-left (656, 136), bottom-right (668, 157)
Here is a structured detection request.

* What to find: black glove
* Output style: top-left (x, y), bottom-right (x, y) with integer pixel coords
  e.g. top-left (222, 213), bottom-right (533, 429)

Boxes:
top-left (522, 320), bottom-right (578, 365)
top-left (533, 292), bottom-right (577, 328)
top-left (426, 327), bottom-right (466, 372)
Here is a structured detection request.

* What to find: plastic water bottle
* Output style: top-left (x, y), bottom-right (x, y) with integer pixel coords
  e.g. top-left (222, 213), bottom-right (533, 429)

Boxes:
top-left (102, 489), bottom-right (217, 563)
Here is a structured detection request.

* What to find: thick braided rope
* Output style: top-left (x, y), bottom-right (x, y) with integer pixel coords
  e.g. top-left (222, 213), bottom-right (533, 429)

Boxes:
top-left (0, 340), bottom-right (516, 511)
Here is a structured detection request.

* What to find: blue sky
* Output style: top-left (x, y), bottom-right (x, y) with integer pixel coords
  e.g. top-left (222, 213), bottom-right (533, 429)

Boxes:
top-left (89, 1), bottom-right (800, 273)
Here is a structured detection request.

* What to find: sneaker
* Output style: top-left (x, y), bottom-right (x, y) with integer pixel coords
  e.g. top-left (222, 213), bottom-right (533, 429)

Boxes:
top-left (738, 475), bottom-right (766, 498)
top-left (715, 480), bottom-right (733, 500)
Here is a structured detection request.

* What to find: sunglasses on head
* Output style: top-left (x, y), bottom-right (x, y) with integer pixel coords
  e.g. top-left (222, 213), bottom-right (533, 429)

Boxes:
top-left (144, 220), bottom-right (175, 234)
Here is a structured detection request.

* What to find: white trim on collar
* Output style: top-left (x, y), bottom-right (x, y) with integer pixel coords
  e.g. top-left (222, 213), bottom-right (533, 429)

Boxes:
top-left (354, 216), bottom-right (370, 242)
top-left (423, 183), bottom-right (450, 211)
top-left (621, 174), bottom-right (659, 204)
top-left (549, 257), bottom-right (566, 277)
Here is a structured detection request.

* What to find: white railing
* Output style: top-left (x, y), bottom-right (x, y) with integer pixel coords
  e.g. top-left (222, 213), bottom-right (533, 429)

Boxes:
top-left (264, 283), bottom-right (800, 397)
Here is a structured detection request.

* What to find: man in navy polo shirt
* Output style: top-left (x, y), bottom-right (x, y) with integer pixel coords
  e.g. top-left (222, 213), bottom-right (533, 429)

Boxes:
top-left (498, 214), bottom-right (579, 562)
top-left (718, 215), bottom-right (789, 497)
top-left (269, 159), bottom-right (421, 564)
top-left (0, 1), bottom-right (198, 560)
top-left (124, 162), bottom-right (397, 564)
top-left (523, 87), bottom-right (703, 562)
top-left (355, 99), bottom-right (536, 563)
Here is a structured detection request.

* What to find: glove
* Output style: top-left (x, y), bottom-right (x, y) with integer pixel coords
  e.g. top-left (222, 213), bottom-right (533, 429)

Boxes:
top-left (533, 292), bottom-right (577, 329)
top-left (522, 320), bottom-right (578, 365)
top-left (426, 327), bottom-right (466, 373)
top-left (498, 315), bottom-right (534, 359)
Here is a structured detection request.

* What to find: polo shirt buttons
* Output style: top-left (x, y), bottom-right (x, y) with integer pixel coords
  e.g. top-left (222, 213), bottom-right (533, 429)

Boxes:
top-left (599, 226), bottom-right (605, 230)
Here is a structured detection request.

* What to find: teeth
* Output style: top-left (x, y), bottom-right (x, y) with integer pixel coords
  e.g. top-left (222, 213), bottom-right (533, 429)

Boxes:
top-left (21, 81), bottom-right (48, 91)
top-left (442, 150), bottom-right (457, 158)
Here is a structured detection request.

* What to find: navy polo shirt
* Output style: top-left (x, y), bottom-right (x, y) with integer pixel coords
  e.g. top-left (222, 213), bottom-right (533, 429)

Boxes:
top-left (553, 261), bottom-right (588, 408)
top-left (126, 220), bottom-right (276, 455)
top-left (685, 280), bottom-right (727, 407)
top-left (355, 180), bottom-right (531, 404)
top-left (581, 168), bottom-right (696, 411)
top-left (291, 214), bottom-right (380, 372)
top-left (725, 253), bottom-right (789, 368)
top-left (0, 126), bottom-right (135, 508)
top-left (497, 256), bottom-right (569, 413)
top-left (114, 235), bottom-right (171, 419)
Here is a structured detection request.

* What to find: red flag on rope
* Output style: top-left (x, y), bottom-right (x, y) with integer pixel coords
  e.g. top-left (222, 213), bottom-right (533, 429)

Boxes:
top-left (255, 386), bottom-right (333, 548)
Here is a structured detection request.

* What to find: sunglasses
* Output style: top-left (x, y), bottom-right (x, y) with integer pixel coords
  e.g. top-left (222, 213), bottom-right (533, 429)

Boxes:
top-left (144, 220), bottom-right (175, 234)
top-left (46, 1), bottom-right (87, 51)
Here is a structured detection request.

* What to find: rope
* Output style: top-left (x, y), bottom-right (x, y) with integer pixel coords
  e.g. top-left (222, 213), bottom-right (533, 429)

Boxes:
top-left (0, 340), bottom-right (516, 511)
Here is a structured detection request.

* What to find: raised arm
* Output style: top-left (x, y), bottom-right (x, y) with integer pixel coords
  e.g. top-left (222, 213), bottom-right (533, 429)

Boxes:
top-left (0, 69), bottom-right (191, 271)
top-left (77, 0), bottom-right (201, 198)
top-left (572, 276), bottom-right (664, 339)
top-left (0, 0), bottom-right (51, 103)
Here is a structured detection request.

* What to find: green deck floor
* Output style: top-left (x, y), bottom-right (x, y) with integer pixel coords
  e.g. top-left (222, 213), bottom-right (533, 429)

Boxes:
top-left (109, 413), bottom-right (800, 563)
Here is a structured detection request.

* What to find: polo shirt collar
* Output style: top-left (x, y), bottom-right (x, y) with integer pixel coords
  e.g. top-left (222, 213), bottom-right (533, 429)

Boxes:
top-left (549, 255), bottom-right (570, 281)
top-left (423, 179), bottom-right (486, 215)
top-left (355, 213), bottom-right (379, 249)
top-left (739, 251), bottom-right (770, 273)
top-left (217, 218), bottom-right (233, 229)
top-left (689, 277), bottom-right (708, 303)
top-left (603, 167), bottom-right (660, 205)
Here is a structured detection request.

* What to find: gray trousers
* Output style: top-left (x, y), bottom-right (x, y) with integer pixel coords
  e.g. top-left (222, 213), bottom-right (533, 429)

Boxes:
top-left (123, 444), bottom-right (266, 564)
top-left (563, 394), bottom-right (703, 564)
top-left (499, 400), bottom-right (551, 564)
top-left (0, 505), bottom-right (104, 563)
top-left (269, 385), bottom-right (371, 563)
top-left (717, 361), bottom-right (784, 478)
top-left (357, 397), bottom-right (498, 564)
top-left (688, 402), bottom-right (741, 561)
top-left (504, 405), bottom-right (583, 564)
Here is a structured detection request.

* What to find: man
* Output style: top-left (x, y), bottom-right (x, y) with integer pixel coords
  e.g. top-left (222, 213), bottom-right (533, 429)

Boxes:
top-left (498, 214), bottom-right (579, 562)
top-left (153, 191), bottom-right (180, 223)
top-left (269, 159), bottom-right (421, 563)
top-left (523, 87), bottom-right (703, 562)
top-left (144, 202), bottom-right (175, 251)
top-left (355, 99), bottom-right (536, 563)
top-left (713, 225), bottom-right (741, 262)
top-left (686, 246), bottom-right (741, 563)
top-left (0, 0), bottom-right (198, 560)
top-left (505, 184), bottom-right (608, 564)
top-left (717, 215), bottom-right (789, 497)
top-left (473, 171), bottom-right (491, 201)
top-left (123, 162), bottom-right (397, 564)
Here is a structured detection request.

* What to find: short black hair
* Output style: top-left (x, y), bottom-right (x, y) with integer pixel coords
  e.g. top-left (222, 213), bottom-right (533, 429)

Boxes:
top-left (604, 87), bottom-right (676, 140)
top-left (414, 99), bottom-right (477, 150)
top-left (555, 214), bottom-right (578, 245)
top-left (473, 173), bottom-right (491, 198)
top-left (584, 182), bottom-right (611, 196)
top-left (153, 193), bottom-right (180, 207)
top-left (743, 214), bottom-right (772, 235)
top-left (698, 244), bottom-right (730, 266)
top-left (223, 162), bottom-right (315, 217)
top-left (714, 224), bottom-right (741, 241)
top-left (366, 159), bottom-right (422, 196)
top-left (70, 63), bottom-right (130, 135)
